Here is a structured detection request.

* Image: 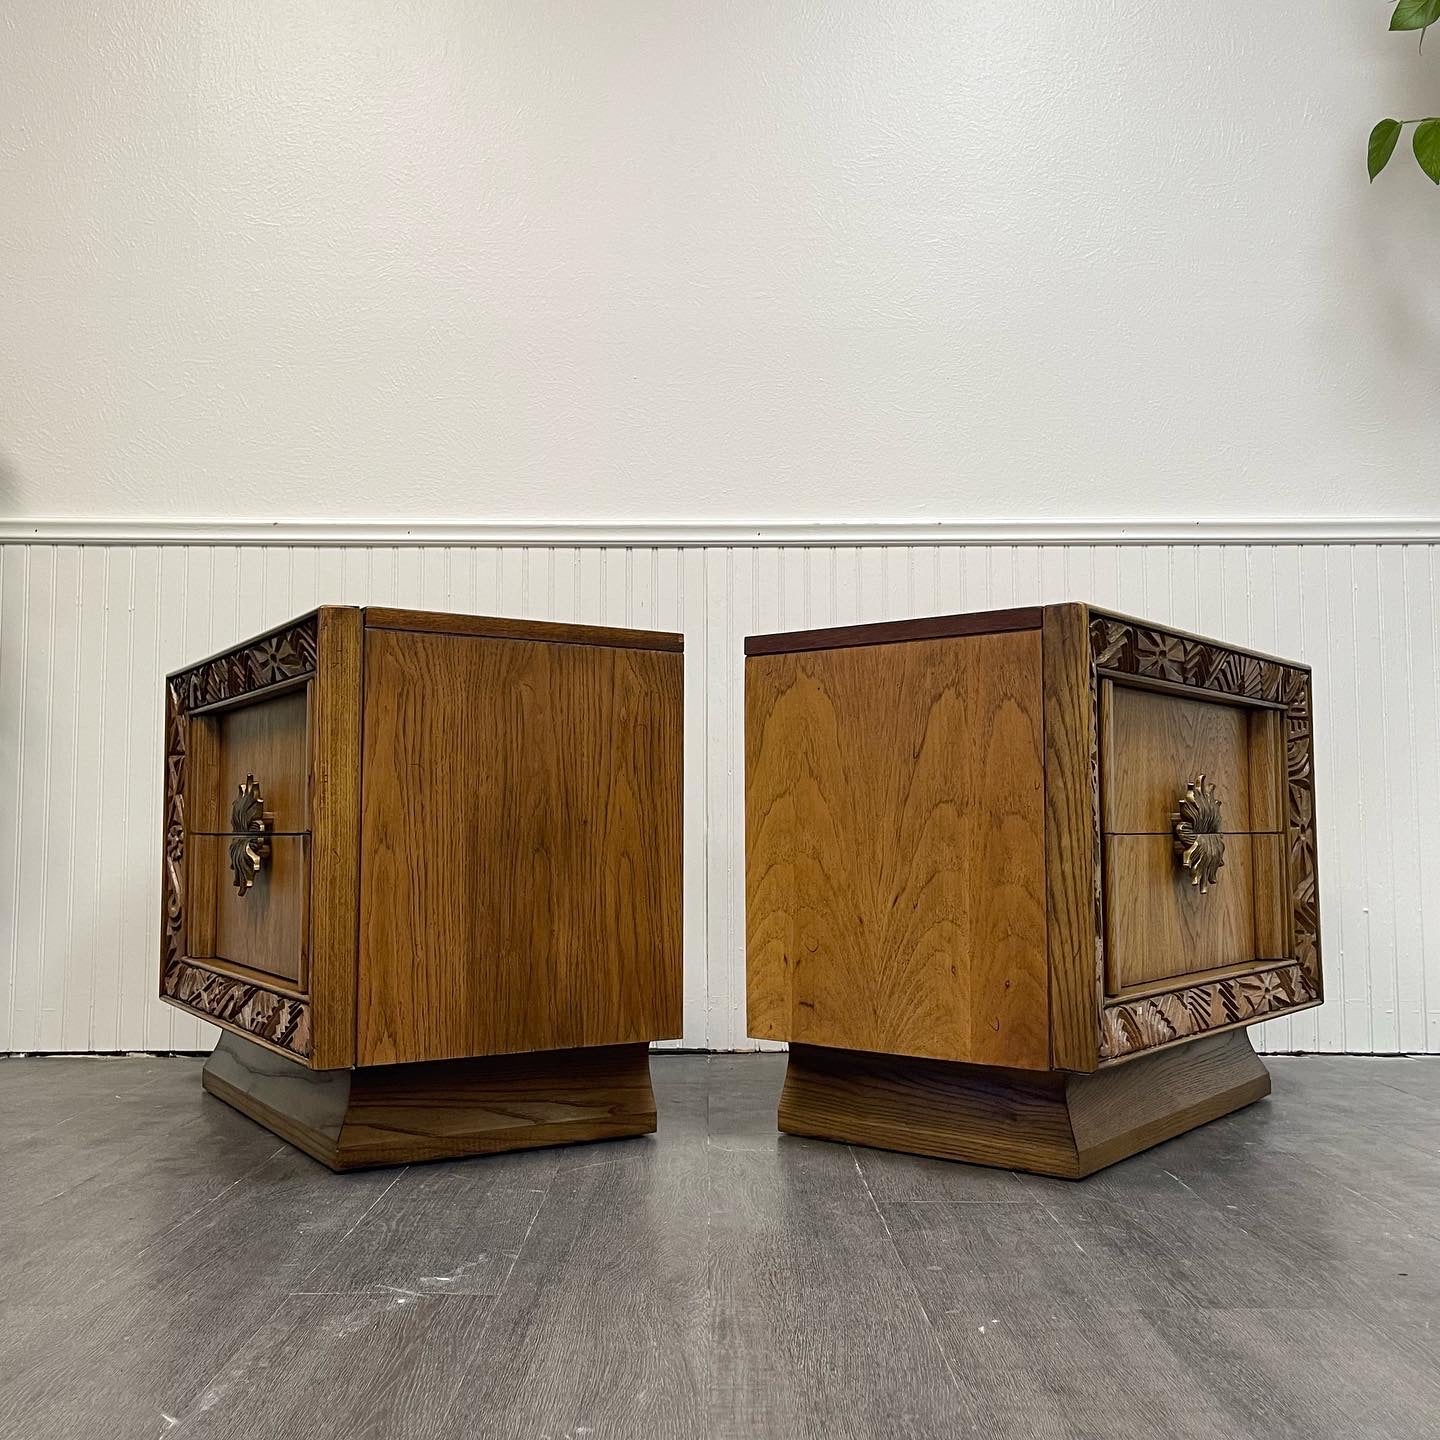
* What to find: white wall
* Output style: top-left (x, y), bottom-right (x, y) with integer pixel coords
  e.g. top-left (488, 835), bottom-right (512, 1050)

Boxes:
top-left (2, 532), bottom-right (1439, 1056)
top-left (2, 1), bottom-right (1438, 523)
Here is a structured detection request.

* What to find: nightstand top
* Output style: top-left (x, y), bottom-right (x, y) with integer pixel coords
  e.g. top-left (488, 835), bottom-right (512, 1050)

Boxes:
top-left (745, 601), bottom-right (1308, 670)
top-left (170, 604), bottom-right (683, 677)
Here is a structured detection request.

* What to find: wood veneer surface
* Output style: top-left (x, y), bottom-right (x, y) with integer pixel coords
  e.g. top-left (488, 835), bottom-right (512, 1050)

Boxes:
top-left (746, 629), bottom-right (1049, 1069)
top-left (1104, 833), bottom-right (1290, 989)
top-left (1102, 683), bottom-right (1254, 835)
top-left (357, 627), bottom-right (683, 1066)
top-left (202, 1032), bottom-right (657, 1170)
top-left (200, 834), bottom-right (309, 987)
top-left (779, 1030), bottom-right (1271, 1178)
top-left (306, 606), bottom-right (363, 1069)
top-left (1042, 602), bottom-right (1102, 1071)
top-left (207, 689), bottom-right (310, 835)
top-left (744, 605), bottom-right (1042, 656)
top-left (363, 606), bottom-right (683, 653)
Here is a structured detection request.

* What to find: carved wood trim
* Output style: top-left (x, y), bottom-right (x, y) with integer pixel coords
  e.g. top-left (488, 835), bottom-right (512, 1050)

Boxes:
top-left (160, 614), bottom-right (319, 1061)
top-left (1099, 962), bottom-right (1318, 1060)
top-left (162, 956), bottom-right (312, 1057)
top-left (1088, 612), bottom-right (1322, 1061)
top-left (174, 615), bottom-right (319, 711)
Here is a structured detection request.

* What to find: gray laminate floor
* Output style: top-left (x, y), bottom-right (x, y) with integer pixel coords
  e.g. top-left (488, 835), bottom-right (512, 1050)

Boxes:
top-left (2, 1053), bottom-right (1439, 1439)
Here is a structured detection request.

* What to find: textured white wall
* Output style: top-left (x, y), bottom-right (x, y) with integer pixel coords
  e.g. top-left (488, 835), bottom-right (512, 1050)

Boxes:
top-left (2, 1), bottom-right (1438, 523)
top-left (2, 535), bottom-right (1438, 1056)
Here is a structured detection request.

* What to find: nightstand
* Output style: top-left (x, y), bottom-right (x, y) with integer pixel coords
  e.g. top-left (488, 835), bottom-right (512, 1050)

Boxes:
top-left (745, 604), bottom-right (1321, 1177)
top-left (161, 606), bottom-right (683, 1169)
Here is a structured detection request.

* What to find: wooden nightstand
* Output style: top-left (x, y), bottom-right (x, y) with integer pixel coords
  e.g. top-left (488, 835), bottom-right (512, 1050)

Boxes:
top-left (745, 604), bottom-right (1321, 1177)
top-left (161, 606), bottom-right (683, 1169)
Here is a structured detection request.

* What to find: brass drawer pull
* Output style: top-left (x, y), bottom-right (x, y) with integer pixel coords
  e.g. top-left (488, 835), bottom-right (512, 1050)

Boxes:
top-left (1172, 775), bottom-right (1225, 893)
top-left (228, 773), bottom-right (273, 895)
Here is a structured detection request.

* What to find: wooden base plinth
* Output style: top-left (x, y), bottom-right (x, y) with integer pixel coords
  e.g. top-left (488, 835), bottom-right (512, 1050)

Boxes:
top-left (778, 1030), bottom-right (1271, 1179)
top-left (202, 1032), bottom-right (658, 1171)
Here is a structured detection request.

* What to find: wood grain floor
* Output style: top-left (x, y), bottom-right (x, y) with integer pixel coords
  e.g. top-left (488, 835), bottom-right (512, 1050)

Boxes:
top-left (2, 1054), bottom-right (1438, 1439)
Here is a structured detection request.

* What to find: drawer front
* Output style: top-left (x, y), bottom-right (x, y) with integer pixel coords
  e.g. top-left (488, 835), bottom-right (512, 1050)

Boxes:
top-left (1104, 832), bottom-right (1288, 991)
top-left (1102, 683), bottom-right (1276, 835)
top-left (189, 833), bottom-right (310, 987)
top-left (180, 684), bottom-right (311, 989)
top-left (1099, 676), bottom-right (1289, 997)
top-left (207, 688), bottom-right (309, 835)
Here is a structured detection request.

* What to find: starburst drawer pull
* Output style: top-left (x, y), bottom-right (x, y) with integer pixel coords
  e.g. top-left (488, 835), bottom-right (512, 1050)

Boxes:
top-left (1172, 775), bottom-right (1225, 893)
top-left (228, 773), bottom-right (273, 895)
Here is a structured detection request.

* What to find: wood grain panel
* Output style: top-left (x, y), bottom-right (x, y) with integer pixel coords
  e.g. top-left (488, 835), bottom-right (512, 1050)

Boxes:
top-left (1104, 833), bottom-right (1290, 991)
top-left (744, 605), bottom-right (1042, 656)
top-left (1042, 602), bottom-right (1102, 1072)
top-left (357, 629), bottom-right (683, 1065)
top-left (307, 605), bottom-right (362, 1069)
top-left (362, 606), bottom-right (683, 653)
top-left (182, 712), bottom-right (222, 838)
top-left (1248, 706), bottom-right (1286, 833)
top-left (1102, 682), bottom-right (1251, 834)
top-left (745, 630), bottom-right (1049, 1069)
top-left (208, 689), bottom-right (309, 834)
top-left (192, 834), bottom-right (309, 987)
top-left (1252, 831), bottom-right (1291, 960)
top-left (203, 1032), bottom-right (657, 1170)
top-left (779, 1030), bottom-right (1270, 1178)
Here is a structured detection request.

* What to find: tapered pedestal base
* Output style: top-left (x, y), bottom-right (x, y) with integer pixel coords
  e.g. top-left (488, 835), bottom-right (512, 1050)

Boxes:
top-left (778, 1030), bottom-right (1270, 1178)
top-left (202, 1032), bottom-right (658, 1171)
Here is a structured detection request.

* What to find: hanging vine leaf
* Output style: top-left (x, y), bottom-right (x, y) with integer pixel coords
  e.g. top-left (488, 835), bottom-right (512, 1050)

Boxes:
top-left (1369, 118), bottom-right (1404, 178)
top-left (1390, 0), bottom-right (1440, 31)
top-left (1414, 119), bottom-right (1440, 182)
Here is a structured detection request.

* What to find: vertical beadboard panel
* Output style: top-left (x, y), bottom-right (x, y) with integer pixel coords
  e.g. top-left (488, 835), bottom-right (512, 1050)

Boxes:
top-left (0, 539), bottom-right (1436, 1053)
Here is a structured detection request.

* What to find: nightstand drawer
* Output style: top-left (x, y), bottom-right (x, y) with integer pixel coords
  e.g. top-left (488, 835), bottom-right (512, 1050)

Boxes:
top-left (1104, 832), bottom-right (1288, 991)
top-left (214, 832), bottom-right (308, 986)
top-left (187, 833), bottom-right (310, 987)
top-left (1100, 682), bottom-right (1282, 836)
top-left (206, 688), bottom-right (310, 836)
top-left (1098, 673), bottom-right (1290, 996)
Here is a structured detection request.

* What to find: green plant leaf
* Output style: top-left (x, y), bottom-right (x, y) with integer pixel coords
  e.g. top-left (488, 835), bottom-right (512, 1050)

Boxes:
top-left (1369, 118), bottom-right (1404, 178)
top-left (1390, 0), bottom-right (1440, 31)
top-left (1413, 118), bottom-right (1440, 182)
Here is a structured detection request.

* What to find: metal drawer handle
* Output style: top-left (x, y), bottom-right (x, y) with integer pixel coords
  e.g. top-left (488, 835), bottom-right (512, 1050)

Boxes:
top-left (1172, 775), bottom-right (1225, 894)
top-left (228, 773), bottom-right (273, 895)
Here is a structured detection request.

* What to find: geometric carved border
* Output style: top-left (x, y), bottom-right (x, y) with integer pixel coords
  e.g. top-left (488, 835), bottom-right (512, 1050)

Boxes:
top-left (1099, 961), bottom-right (1318, 1061)
top-left (1089, 612), bottom-right (1323, 1061)
top-left (160, 613), bottom-right (318, 1061)
top-left (161, 956), bottom-right (312, 1057)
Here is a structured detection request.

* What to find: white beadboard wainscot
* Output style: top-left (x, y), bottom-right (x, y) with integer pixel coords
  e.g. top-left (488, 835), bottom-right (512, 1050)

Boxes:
top-left (1, 526), bottom-right (1437, 1055)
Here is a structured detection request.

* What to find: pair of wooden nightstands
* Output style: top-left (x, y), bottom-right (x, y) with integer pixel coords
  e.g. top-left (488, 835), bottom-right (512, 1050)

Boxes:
top-left (161, 602), bottom-right (1320, 1177)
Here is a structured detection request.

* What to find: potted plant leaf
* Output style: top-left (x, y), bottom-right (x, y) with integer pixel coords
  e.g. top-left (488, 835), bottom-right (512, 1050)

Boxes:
top-left (1370, 0), bottom-right (1440, 182)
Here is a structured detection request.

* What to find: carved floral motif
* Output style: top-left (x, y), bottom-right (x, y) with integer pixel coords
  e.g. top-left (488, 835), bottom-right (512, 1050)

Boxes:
top-left (178, 616), bottom-right (317, 712)
top-left (1100, 963), bottom-right (1317, 1061)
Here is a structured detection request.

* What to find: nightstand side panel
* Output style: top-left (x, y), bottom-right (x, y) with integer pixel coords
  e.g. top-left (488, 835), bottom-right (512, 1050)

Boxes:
top-left (746, 628), bottom-right (1049, 1069)
top-left (356, 624), bottom-right (684, 1066)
